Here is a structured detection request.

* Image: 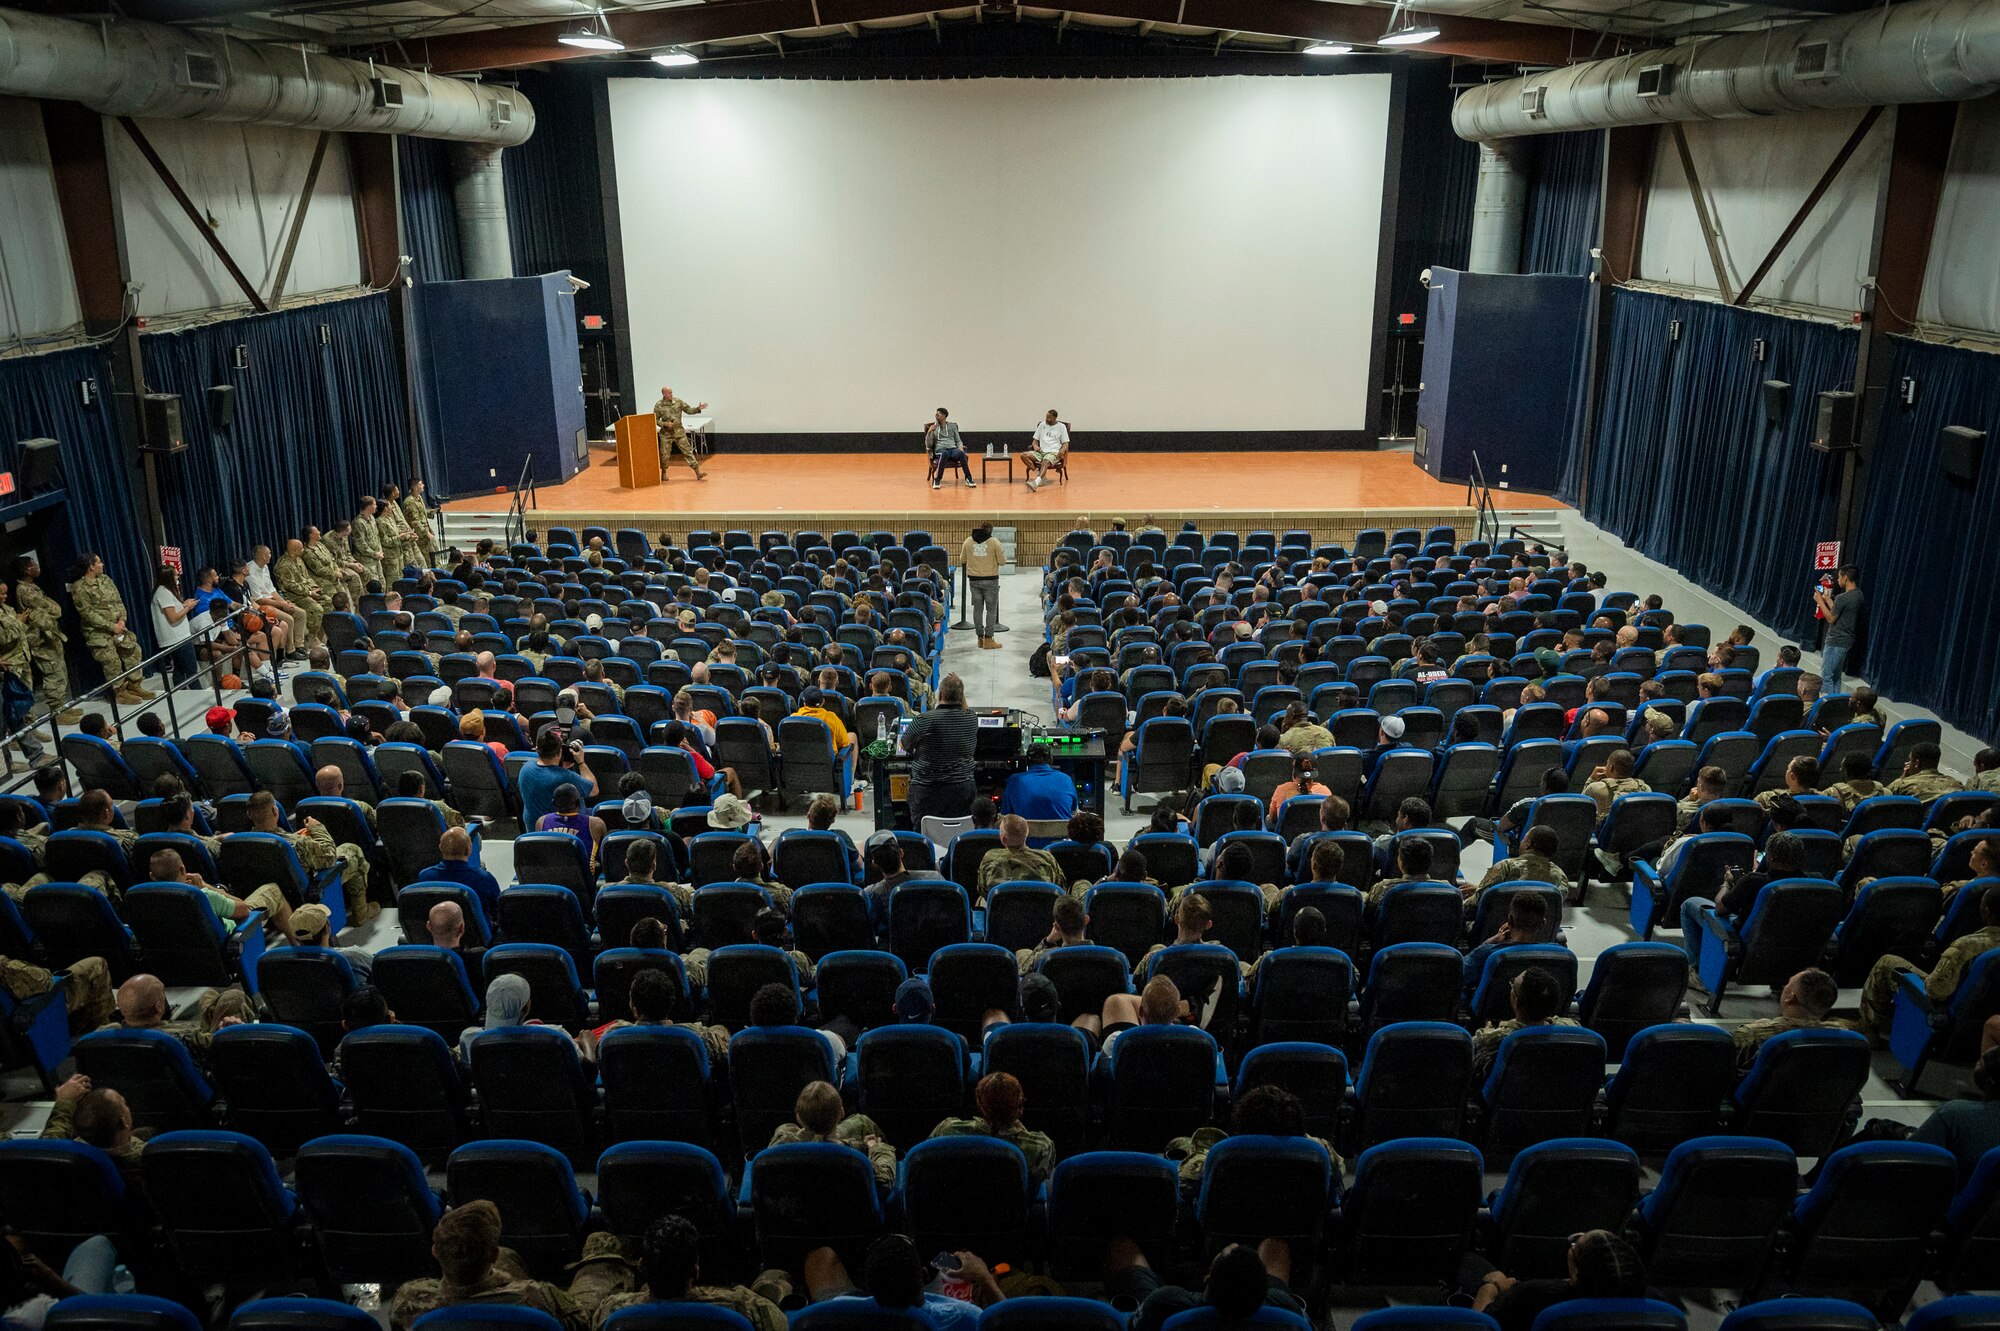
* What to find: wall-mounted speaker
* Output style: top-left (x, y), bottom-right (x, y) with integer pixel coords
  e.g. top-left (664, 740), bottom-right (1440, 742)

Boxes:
top-left (1811, 390), bottom-right (1857, 452)
top-left (208, 384), bottom-right (236, 430)
top-left (15, 438), bottom-right (61, 495)
top-left (1762, 379), bottom-right (1791, 426)
top-left (1940, 425), bottom-right (1985, 484)
top-left (140, 392), bottom-right (187, 455)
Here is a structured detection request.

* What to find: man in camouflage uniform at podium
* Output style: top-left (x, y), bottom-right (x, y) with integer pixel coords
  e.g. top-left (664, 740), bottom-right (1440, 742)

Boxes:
top-left (654, 386), bottom-right (708, 482)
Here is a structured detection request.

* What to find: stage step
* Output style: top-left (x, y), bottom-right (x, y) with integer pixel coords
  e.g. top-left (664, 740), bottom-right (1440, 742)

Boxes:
top-left (1493, 509), bottom-right (1569, 553)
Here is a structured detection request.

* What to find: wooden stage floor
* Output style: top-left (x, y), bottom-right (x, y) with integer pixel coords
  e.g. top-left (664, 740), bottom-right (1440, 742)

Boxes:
top-left (448, 450), bottom-right (1568, 519)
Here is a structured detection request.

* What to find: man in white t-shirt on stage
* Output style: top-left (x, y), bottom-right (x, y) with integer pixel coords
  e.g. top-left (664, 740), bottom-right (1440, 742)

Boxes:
top-left (1025, 410), bottom-right (1069, 491)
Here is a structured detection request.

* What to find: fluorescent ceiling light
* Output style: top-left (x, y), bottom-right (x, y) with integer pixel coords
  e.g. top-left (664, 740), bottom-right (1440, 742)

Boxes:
top-left (652, 48), bottom-right (700, 66)
top-left (557, 10), bottom-right (624, 50)
top-left (1378, 2), bottom-right (1440, 45)
top-left (1303, 41), bottom-right (1354, 56)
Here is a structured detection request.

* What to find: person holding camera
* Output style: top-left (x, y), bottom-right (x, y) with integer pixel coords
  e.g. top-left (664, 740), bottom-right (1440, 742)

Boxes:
top-left (519, 723), bottom-right (600, 832)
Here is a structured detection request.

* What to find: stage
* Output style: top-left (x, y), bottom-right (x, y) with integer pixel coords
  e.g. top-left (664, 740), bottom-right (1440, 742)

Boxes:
top-left (443, 449), bottom-right (1568, 561)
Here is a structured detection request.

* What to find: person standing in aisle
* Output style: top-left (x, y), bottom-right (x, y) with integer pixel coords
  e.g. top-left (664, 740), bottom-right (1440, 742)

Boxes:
top-left (352, 497), bottom-right (393, 593)
top-left (401, 478), bottom-right (439, 569)
top-left (378, 483), bottom-right (420, 582)
top-left (12, 557), bottom-right (78, 724)
top-left (899, 673), bottom-right (979, 829)
top-left (655, 386), bottom-right (709, 482)
top-left (960, 524), bottom-right (1005, 649)
top-left (1813, 563), bottom-right (1864, 693)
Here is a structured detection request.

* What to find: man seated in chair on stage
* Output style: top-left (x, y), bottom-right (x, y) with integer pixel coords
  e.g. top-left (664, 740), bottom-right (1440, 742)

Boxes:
top-left (924, 406), bottom-right (976, 490)
top-left (1024, 409), bottom-right (1069, 491)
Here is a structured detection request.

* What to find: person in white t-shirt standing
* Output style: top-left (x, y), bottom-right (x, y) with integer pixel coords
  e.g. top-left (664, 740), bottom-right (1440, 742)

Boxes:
top-left (1025, 409), bottom-right (1068, 491)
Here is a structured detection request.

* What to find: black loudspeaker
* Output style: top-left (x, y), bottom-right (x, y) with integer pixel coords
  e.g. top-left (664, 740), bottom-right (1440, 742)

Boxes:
top-left (1812, 390), bottom-right (1857, 452)
top-left (140, 393), bottom-right (186, 455)
top-left (1762, 379), bottom-right (1791, 426)
top-left (15, 438), bottom-right (61, 495)
top-left (1940, 425), bottom-right (1985, 484)
top-left (208, 384), bottom-right (235, 430)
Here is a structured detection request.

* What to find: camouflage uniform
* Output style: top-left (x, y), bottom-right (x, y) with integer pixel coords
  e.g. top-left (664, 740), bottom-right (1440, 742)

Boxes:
top-left (322, 528), bottom-right (367, 604)
top-left (976, 846), bottom-right (1064, 900)
top-left (68, 571), bottom-right (142, 691)
top-left (1365, 874), bottom-right (1433, 912)
top-left (1581, 775), bottom-right (1651, 819)
top-left (300, 537), bottom-right (349, 610)
top-left (273, 551), bottom-right (325, 645)
top-left (1471, 1015), bottom-right (1581, 1079)
top-left (1472, 852), bottom-right (1572, 898)
top-left (1731, 1014), bottom-right (1846, 1071)
top-left (930, 1115), bottom-right (1056, 1186)
top-left (1819, 779), bottom-right (1885, 813)
top-left (1858, 924), bottom-right (2000, 1039)
top-left (577, 1229), bottom-right (790, 1331)
top-left (402, 490), bottom-right (440, 567)
top-left (40, 1093), bottom-right (148, 1181)
top-left (591, 1016), bottom-right (729, 1061)
top-left (1168, 1126), bottom-right (1339, 1190)
top-left (683, 946), bottom-right (811, 989)
top-left (654, 394), bottom-right (705, 478)
top-left (15, 579), bottom-right (72, 719)
top-left (282, 820), bottom-right (376, 924)
top-left (1973, 770), bottom-right (2000, 795)
top-left (379, 498), bottom-right (420, 579)
top-left (3, 953), bottom-right (113, 1031)
top-left (770, 1115), bottom-right (897, 1188)
top-left (0, 608), bottom-right (48, 760)
top-left (352, 507), bottom-right (393, 593)
top-left (388, 1249), bottom-right (586, 1331)
top-left (1888, 770), bottom-right (1965, 803)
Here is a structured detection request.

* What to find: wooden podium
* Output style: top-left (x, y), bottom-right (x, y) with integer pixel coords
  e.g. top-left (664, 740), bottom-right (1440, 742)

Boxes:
top-left (615, 414), bottom-right (660, 489)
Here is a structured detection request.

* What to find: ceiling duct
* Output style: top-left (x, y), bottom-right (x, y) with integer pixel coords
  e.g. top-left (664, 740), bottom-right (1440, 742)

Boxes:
top-left (0, 4), bottom-right (534, 145)
top-left (1452, 0), bottom-right (2000, 141)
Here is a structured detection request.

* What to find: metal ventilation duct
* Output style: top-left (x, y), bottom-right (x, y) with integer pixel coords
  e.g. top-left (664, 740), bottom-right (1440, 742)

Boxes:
top-left (0, 4), bottom-right (534, 145)
top-left (1452, 0), bottom-right (2000, 141)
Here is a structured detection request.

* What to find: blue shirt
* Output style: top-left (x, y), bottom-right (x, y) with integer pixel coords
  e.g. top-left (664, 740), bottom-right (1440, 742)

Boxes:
top-left (814, 1295), bottom-right (978, 1331)
top-left (1001, 763), bottom-right (1078, 820)
top-left (517, 761), bottom-right (593, 835)
top-left (416, 857), bottom-right (503, 920)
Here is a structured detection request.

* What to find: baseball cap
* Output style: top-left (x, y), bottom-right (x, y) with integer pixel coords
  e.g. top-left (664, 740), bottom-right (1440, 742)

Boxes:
top-left (206, 706), bottom-right (235, 729)
top-left (584, 612), bottom-right (604, 632)
top-left (1019, 973), bottom-right (1061, 1023)
top-left (622, 792), bottom-right (654, 825)
top-left (1214, 766), bottom-right (1247, 794)
top-left (894, 976), bottom-right (935, 1024)
top-left (289, 902), bottom-right (332, 943)
top-left (1381, 715), bottom-right (1407, 740)
top-left (266, 709), bottom-right (292, 737)
top-left (707, 793), bottom-right (755, 829)
top-left (430, 685), bottom-right (454, 708)
top-left (1369, 600), bottom-right (1390, 616)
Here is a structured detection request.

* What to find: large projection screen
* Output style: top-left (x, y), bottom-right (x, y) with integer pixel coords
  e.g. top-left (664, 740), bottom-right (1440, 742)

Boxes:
top-left (609, 75), bottom-right (1390, 437)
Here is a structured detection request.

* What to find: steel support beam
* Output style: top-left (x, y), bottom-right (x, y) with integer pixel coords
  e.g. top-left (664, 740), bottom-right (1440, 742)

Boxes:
top-left (268, 130), bottom-right (330, 306)
top-left (413, 0), bottom-right (1586, 71)
top-left (1574, 125), bottom-right (1656, 514)
top-left (1669, 123), bottom-right (1735, 304)
top-left (1833, 100), bottom-right (1958, 557)
top-left (119, 117), bottom-right (269, 314)
top-left (1733, 106), bottom-right (1882, 308)
top-left (39, 100), bottom-right (166, 555)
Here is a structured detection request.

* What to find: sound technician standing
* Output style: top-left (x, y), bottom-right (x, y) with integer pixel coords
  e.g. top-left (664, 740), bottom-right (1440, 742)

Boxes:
top-left (900, 673), bottom-right (978, 829)
top-left (1814, 564), bottom-right (1864, 693)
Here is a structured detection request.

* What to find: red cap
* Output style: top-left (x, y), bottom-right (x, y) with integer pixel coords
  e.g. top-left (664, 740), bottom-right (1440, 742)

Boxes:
top-left (205, 706), bottom-right (235, 728)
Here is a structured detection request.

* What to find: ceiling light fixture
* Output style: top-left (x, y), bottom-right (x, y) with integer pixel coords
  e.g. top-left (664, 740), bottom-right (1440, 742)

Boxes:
top-left (1377, 1), bottom-right (1440, 46)
top-left (652, 47), bottom-right (700, 66)
top-left (1303, 41), bottom-right (1354, 56)
top-left (557, 9), bottom-right (624, 51)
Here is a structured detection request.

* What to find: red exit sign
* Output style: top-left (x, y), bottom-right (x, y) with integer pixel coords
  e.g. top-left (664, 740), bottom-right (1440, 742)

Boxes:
top-left (0, 471), bottom-right (16, 497)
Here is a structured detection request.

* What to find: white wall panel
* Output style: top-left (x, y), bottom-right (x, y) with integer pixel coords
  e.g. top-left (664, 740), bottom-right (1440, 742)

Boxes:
top-left (1640, 108), bottom-right (1884, 314)
top-left (609, 75), bottom-right (1390, 434)
top-left (0, 97), bottom-right (82, 344)
top-left (112, 116), bottom-right (361, 317)
top-left (1920, 93), bottom-right (2000, 335)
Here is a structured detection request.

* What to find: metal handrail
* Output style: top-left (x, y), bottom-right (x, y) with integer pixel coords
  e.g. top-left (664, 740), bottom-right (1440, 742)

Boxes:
top-left (0, 603), bottom-right (268, 793)
top-left (1467, 451), bottom-right (1501, 547)
top-left (505, 455), bottom-right (537, 548)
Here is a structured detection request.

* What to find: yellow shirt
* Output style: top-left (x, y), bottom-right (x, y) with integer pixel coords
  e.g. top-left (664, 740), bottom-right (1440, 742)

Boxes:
top-left (795, 705), bottom-right (851, 751)
top-left (960, 537), bottom-right (1005, 578)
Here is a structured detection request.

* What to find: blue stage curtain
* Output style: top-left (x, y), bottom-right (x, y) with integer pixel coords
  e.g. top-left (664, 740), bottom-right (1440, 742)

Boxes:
top-left (1581, 288), bottom-right (1854, 642)
top-left (398, 136), bottom-right (464, 284)
top-left (504, 72), bottom-right (609, 283)
top-left (0, 344), bottom-right (161, 669)
top-left (1852, 337), bottom-right (2000, 741)
top-left (141, 294), bottom-right (417, 579)
top-left (1522, 130), bottom-right (1603, 278)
